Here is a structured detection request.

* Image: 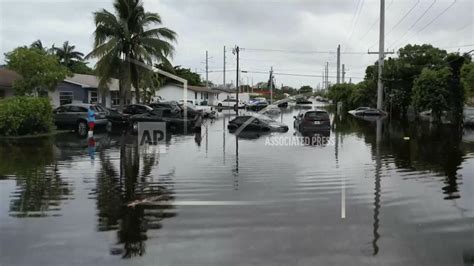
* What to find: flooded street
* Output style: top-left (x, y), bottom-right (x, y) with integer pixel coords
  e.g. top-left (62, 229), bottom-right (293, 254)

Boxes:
top-left (1, 105), bottom-right (474, 265)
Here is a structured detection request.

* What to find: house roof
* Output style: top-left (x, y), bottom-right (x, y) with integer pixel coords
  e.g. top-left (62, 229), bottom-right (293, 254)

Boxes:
top-left (64, 74), bottom-right (121, 91)
top-left (0, 68), bottom-right (21, 88)
top-left (165, 83), bottom-right (218, 94)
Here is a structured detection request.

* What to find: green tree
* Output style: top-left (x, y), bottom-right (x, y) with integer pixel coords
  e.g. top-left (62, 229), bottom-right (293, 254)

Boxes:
top-left (5, 47), bottom-right (70, 95)
top-left (461, 61), bottom-right (474, 103)
top-left (445, 53), bottom-right (469, 122)
top-left (299, 85), bottom-right (313, 94)
top-left (327, 83), bottom-right (356, 108)
top-left (365, 44), bottom-right (448, 115)
top-left (412, 67), bottom-right (451, 122)
top-left (87, 0), bottom-right (177, 105)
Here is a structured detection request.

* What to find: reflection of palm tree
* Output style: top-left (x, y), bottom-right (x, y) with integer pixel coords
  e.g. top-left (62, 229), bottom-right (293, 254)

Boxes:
top-left (95, 137), bottom-right (175, 259)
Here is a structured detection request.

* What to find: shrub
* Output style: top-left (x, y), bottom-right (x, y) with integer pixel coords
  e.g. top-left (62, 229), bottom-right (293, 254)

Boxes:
top-left (0, 96), bottom-right (54, 136)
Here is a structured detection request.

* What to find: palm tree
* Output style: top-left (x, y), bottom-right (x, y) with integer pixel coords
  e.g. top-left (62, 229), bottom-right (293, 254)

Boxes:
top-left (30, 40), bottom-right (46, 51)
top-left (53, 41), bottom-right (85, 67)
top-left (86, 0), bottom-right (176, 105)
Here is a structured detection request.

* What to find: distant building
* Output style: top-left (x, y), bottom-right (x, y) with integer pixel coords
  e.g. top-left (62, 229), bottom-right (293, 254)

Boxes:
top-left (155, 83), bottom-right (219, 105)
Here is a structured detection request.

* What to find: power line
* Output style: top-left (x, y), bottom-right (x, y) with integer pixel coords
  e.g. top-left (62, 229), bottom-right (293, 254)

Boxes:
top-left (392, 0), bottom-right (457, 50)
top-left (388, 0), bottom-right (437, 49)
top-left (415, 0), bottom-right (457, 34)
top-left (242, 47), bottom-right (367, 55)
top-left (357, 0), bottom-right (394, 45)
top-left (344, 0), bottom-right (365, 51)
top-left (386, 0), bottom-right (421, 38)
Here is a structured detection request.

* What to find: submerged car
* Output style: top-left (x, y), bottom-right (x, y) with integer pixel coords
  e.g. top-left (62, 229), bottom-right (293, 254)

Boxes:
top-left (351, 108), bottom-right (386, 116)
top-left (247, 97), bottom-right (269, 111)
top-left (53, 103), bottom-right (108, 136)
top-left (106, 104), bottom-right (153, 128)
top-left (228, 114), bottom-right (288, 132)
top-left (294, 109), bottom-right (331, 134)
top-left (348, 107), bottom-right (370, 115)
top-left (216, 98), bottom-right (246, 109)
top-left (130, 107), bottom-right (202, 133)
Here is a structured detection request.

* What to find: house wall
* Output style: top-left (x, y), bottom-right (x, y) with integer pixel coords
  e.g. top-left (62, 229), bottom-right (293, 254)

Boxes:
top-left (155, 85), bottom-right (218, 105)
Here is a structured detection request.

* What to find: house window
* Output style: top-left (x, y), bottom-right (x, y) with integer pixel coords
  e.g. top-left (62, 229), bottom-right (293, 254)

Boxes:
top-left (195, 92), bottom-right (197, 100)
top-left (0, 90), bottom-right (5, 98)
top-left (59, 91), bottom-right (73, 106)
top-left (90, 91), bottom-right (98, 104)
top-left (111, 91), bottom-right (120, 106)
top-left (200, 92), bottom-right (203, 100)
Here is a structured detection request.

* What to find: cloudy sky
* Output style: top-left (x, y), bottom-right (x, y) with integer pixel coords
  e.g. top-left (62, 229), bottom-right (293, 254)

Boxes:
top-left (1, 0), bottom-right (473, 88)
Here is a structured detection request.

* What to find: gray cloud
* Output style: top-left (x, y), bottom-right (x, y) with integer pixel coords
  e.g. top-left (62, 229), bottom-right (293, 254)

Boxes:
top-left (1, 0), bottom-right (473, 88)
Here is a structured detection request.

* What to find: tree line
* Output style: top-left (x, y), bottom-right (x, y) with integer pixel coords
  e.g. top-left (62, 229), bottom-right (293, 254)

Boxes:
top-left (327, 44), bottom-right (474, 122)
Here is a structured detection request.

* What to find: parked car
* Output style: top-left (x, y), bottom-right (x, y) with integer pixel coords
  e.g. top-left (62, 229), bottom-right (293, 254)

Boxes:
top-left (106, 104), bottom-right (153, 128)
top-left (178, 100), bottom-right (216, 118)
top-left (149, 101), bottom-right (182, 114)
top-left (130, 107), bottom-right (202, 133)
top-left (295, 98), bottom-right (313, 108)
top-left (247, 97), bottom-right (269, 111)
top-left (228, 114), bottom-right (288, 132)
top-left (216, 98), bottom-right (246, 109)
top-left (351, 108), bottom-right (386, 116)
top-left (348, 107), bottom-right (370, 115)
top-left (53, 103), bottom-right (108, 136)
top-left (293, 109), bottom-right (331, 134)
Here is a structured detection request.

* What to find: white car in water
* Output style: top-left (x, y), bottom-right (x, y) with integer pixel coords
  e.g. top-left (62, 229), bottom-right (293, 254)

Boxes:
top-left (216, 98), bottom-right (246, 109)
top-left (348, 107), bottom-right (370, 115)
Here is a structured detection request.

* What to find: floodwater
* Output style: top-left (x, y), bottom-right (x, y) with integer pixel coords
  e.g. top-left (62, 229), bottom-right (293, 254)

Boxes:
top-left (1, 105), bottom-right (473, 266)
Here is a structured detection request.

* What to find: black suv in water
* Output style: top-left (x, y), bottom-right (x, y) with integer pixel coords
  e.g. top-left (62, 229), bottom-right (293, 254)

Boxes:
top-left (293, 109), bottom-right (330, 134)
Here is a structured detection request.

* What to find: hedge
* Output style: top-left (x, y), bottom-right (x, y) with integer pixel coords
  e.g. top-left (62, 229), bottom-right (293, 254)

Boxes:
top-left (0, 96), bottom-right (54, 136)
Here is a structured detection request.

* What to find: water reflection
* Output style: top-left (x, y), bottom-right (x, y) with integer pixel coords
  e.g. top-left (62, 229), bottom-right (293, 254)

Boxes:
top-left (333, 115), bottom-right (468, 201)
top-left (0, 138), bottom-right (72, 217)
top-left (94, 137), bottom-right (175, 258)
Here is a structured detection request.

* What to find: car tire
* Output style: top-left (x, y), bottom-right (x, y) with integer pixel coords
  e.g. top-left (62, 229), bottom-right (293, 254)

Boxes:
top-left (77, 120), bottom-right (88, 137)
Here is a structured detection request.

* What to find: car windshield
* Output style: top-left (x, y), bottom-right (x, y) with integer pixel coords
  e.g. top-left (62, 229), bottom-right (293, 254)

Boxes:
top-left (305, 111), bottom-right (329, 120)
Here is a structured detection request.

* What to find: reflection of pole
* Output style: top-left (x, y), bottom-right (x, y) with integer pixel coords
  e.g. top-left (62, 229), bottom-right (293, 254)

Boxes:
top-left (372, 119), bottom-right (382, 255)
top-left (234, 135), bottom-right (239, 190)
top-left (234, 46), bottom-right (240, 115)
top-left (270, 66), bottom-right (274, 104)
top-left (223, 116), bottom-right (226, 164)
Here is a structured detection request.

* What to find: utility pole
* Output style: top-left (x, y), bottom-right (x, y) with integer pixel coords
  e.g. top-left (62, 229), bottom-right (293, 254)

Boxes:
top-left (325, 62), bottom-right (329, 89)
top-left (376, 0), bottom-right (384, 110)
top-left (270, 66), bottom-right (274, 104)
top-left (322, 71), bottom-right (325, 90)
top-left (205, 50), bottom-right (209, 90)
top-left (368, 0), bottom-right (393, 110)
top-left (223, 46), bottom-right (226, 89)
top-left (233, 46), bottom-right (240, 115)
top-left (342, 64), bottom-right (346, 83)
top-left (337, 44), bottom-right (341, 84)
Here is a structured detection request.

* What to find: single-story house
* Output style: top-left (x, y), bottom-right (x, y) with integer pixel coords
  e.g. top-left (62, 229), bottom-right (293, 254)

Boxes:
top-left (0, 69), bottom-right (134, 108)
top-left (0, 68), bottom-right (20, 98)
top-left (155, 83), bottom-right (220, 106)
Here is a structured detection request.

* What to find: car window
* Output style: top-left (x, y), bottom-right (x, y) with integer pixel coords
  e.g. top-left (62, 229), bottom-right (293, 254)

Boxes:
top-left (305, 111), bottom-right (329, 120)
top-left (233, 116), bottom-right (249, 124)
top-left (55, 107), bottom-right (66, 113)
top-left (68, 106), bottom-right (87, 112)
